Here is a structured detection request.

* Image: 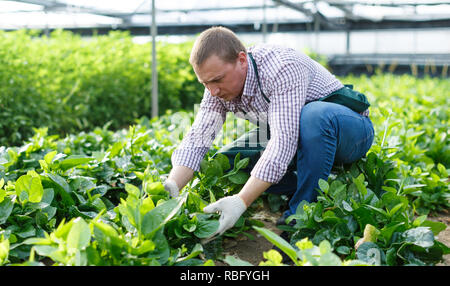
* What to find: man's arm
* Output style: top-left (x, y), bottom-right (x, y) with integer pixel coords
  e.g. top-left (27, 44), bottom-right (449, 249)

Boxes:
top-left (166, 89), bottom-right (226, 197)
top-left (167, 165), bottom-right (194, 191)
top-left (237, 175), bottom-right (272, 207)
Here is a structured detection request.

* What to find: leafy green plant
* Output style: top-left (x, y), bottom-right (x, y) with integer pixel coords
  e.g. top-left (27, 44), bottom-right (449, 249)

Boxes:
top-left (278, 172), bottom-right (449, 265)
top-left (0, 67), bottom-right (449, 266)
top-left (224, 226), bottom-right (369, 266)
top-left (267, 107), bottom-right (449, 266)
top-left (0, 30), bottom-right (202, 147)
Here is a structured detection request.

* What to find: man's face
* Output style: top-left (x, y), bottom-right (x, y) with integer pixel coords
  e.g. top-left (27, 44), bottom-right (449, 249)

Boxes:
top-left (193, 52), bottom-right (248, 101)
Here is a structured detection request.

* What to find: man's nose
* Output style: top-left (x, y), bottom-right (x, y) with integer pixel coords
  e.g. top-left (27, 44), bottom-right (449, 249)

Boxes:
top-left (207, 84), bottom-right (220, 96)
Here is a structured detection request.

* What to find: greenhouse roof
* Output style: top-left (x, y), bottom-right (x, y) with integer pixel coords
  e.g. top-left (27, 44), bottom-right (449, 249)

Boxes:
top-left (1, 0), bottom-right (450, 33)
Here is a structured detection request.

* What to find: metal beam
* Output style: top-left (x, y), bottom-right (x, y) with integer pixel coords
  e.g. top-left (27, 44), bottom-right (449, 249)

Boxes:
top-left (273, 0), bottom-right (349, 30)
top-left (151, 0), bottom-right (158, 118)
top-left (9, 1), bottom-right (281, 17)
top-left (324, 1), bottom-right (450, 7)
top-left (272, 0), bottom-right (315, 18)
top-left (328, 53), bottom-right (450, 77)
top-left (10, 18), bottom-right (447, 36)
top-left (10, 0), bottom-right (63, 8)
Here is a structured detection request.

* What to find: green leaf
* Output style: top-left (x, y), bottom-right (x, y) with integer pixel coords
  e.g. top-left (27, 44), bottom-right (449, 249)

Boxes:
top-left (214, 153), bottom-right (231, 171)
top-left (342, 200), bottom-right (353, 212)
top-left (419, 220), bottom-right (447, 236)
top-left (0, 197), bottom-right (14, 224)
top-left (194, 220), bottom-right (219, 238)
top-left (318, 252), bottom-right (343, 266)
top-left (380, 192), bottom-right (408, 213)
top-left (402, 227), bottom-right (434, 248)
top-left (145, 182), bottom-right (165, 196)
top-left (413, 215), bottom-right (427, 227)
top-left (92, 221), bottom-right (126, 252)
top-left (436, 163), bottom-right (448, 177)
top-left (388, 203), bottom-right (405, 217)
top-left (352, 174), bottom-right (367, 197)
top-left (44, 150), bottom-right (57, 165)
top-left (336, 245), bottom-right (351, 255)
top-left (183, 223), bottom-right (197, 233)
top-left (353, 206), bottom-right (380, 230)
top-left (381, 186), bottom-right (397, 193)
top-left (59, 155), bottom-right (94, 171)
top-left (109, 141), bottom-right (124, 158)
top-left (125, 183), bottom-right (141, 198)
top-left (228, 171), bottom-right (249, 185)
top-left (435, 241), bottom-right (450, 255)
top-left (0, 236), bottom-right (9, 266)
top-left (253, 226), bottom-right (298, 264)
top-left (379, 106), bottom-right (391, 118)
top-left (44, 173), bottom-right (74, 205)
top-left (67, 217), bottom-right (91, 254)
top-left (131, 239), bottom-right (156, 256)
top-left (235, 156), bottom-right (250, 171)
top-left (318, 240), bottom-right (332, 254)
top-left (15, 172), bottom-right (44, 203)
top-left (33, 245), bottom-right (58, 257)
top-left (381, 222), bottom-right (405, 243)
top-left (223, 255), bottom-right (253, 266)
top-left (203, 160), bottom-right (223, 178)
top-left (176, 244), bottom-right (204, 263)
top-left (141, 194), bottom-right (187, 237)
top-left (356, 242), bottom-right (385, 266)
top-left (386, 247), bottom-right (398, 266)
top-left (318, 179), bottom-right (329, 194)
top-left (16, 224), bottom-right (36, 238)
top-left (54, 218), bottom-right (74, 240)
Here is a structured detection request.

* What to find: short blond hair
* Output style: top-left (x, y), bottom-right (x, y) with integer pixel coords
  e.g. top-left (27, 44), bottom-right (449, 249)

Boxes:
top-left (189, 26), bottom-right (246, 68)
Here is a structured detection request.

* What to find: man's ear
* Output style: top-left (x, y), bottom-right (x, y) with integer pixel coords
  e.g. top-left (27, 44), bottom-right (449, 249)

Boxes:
top-left (237, 51), bottom-right (247, 67)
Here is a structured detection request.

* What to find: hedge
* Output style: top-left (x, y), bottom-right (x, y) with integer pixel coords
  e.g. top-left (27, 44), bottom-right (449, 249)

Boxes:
top-left (0, 29), bottom-right (203, 147)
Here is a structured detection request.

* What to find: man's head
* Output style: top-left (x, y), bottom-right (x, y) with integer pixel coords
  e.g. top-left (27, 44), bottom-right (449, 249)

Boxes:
top-left (190, 26), bottom-right (248, 101)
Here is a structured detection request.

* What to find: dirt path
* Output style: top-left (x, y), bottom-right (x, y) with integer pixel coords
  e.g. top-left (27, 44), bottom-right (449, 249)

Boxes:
top-left (217, 208), bottom-right (283, 266)
top-left (216, 207), bottom-right (450, 266)
top-left (430, 211), bottom-right (450, 266)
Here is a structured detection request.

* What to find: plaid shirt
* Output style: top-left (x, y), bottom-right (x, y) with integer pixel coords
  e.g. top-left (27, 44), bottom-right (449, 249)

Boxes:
top-left (172, 44), bottom-right (369, 183)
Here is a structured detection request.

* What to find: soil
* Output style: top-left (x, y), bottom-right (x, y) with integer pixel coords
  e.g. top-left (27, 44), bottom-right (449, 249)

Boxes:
top-left (429, 210), bottom-right (450, 266)
top-left (215, 205), bottom-right (450, 266)
top-left (215, 206), bottom-right (284, 266)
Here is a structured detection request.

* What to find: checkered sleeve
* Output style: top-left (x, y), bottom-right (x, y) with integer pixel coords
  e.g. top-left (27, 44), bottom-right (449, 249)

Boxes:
top-left (171, 89), bottom-right (226, 171)
top-left (250, 62), bottom-right (308, 184)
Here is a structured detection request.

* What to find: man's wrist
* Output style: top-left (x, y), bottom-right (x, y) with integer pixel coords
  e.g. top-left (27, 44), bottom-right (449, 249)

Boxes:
top-left (237, 193), bottom-right (251, 208)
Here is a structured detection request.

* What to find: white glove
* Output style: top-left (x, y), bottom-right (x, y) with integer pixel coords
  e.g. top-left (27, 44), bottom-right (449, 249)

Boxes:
top-left (203, 195), bottom-right (247, 237)
top-left (164, 179), bottom-right (180, 198)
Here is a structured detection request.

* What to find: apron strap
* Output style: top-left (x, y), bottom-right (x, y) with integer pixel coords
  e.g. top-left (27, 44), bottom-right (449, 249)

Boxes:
top-left (248, 52), bottom-right (271, 104)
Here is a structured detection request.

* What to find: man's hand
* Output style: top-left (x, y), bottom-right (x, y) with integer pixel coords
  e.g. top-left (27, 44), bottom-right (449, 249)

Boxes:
top-left (164, 179), bottom-right (180, 198)
top-left (203, 195), bottom-right (247, 237)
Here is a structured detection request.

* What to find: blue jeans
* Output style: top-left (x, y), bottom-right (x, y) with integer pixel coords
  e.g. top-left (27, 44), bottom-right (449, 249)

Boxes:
top-left (266, 101), bottom-right (375, 218)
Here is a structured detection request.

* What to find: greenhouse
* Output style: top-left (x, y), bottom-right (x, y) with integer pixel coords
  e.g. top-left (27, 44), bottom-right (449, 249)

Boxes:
top-left (0, 0), bottom-right (449, 272)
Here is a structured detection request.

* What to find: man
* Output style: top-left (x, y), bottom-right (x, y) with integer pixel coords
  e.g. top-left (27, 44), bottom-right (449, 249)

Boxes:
top-left (163, 26), bottom-right (374, 239)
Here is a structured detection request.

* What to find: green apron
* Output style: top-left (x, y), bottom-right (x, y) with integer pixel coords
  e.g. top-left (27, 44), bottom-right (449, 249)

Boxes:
top-left (214, 52), bottom-right (371, 171)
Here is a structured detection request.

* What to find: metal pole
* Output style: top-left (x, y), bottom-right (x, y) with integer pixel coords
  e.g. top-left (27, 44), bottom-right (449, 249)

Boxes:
top-left (262, 0), bottom-right (267, 43)
top-left (346, 29), bottom-right (350, 55)
top-left (151, 0), bottom-right (158, 118)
